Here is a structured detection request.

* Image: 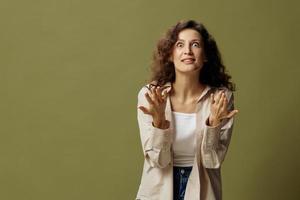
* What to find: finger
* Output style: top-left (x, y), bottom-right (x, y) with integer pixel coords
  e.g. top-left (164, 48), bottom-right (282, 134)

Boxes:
top-left (226, 109), bottom-right (239, 118)
top-left (219, 96), bottom-right (227, 113)
top-left (149, 87), bottom-right (156, 103)
top-left (155, 86), bottom-right (163, 103)
top-left (149, 83), bottom-right (156, 91)
top-left (138, 106), bottom-right (151, 115)
top-left (145, 92), bottom-right (155, 105)
top-left (210, 93), bottom-right (214, 104)
top-left (217, 92), bottom-right (225, 108)
top-left (151, 86), bottom-right (159, 104)
top-left (159, 86), bottom-right (168, 102)
top-left (212, 91), bottom-right (219, 104)
top-left (161, 89), bottom-right (167, 100)
top-left (215, 90), bottom-right (223, 104)
top-left (162, 87), bottom-right (171, 100)
top-left (221, 93), bottom-right (229, 108)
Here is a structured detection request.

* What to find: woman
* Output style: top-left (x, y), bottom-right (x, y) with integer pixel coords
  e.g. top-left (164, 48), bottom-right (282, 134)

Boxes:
top-left (136, 19), bottom-right (238, 200)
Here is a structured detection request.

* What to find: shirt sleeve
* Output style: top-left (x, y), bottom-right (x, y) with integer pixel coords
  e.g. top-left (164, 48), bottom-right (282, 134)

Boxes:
top-left (136, 85), bottom-right (173, 168)
top-left (201, 89), bottom-right (235, 169)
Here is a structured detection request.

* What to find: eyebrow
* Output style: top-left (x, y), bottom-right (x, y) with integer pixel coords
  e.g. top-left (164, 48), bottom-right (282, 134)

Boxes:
top-left (176, 39), bottom-right (201, 42)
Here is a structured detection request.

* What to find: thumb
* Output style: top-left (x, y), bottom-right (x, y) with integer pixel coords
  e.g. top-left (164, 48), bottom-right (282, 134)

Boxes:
top-left (226, 109), bottom-right (239, 119)
top-left (138, 106), bottom-right (151, 115)
top-left (166, 87), bottom-right (172, 93)
top-left (162, 87), bottom-right (171, 99)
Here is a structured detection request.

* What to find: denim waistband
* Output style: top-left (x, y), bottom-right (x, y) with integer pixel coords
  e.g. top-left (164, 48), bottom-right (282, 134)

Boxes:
top-left (173, 166), bottom-right (193, 170)
top-left (173, 166), bottom-right (193, 176)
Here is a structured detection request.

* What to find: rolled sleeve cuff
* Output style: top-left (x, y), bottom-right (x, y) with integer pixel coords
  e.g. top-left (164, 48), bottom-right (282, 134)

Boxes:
top-left (204, 117), bottom-right (222, 149)
top-left (148, 125), bottom-right (172, 150)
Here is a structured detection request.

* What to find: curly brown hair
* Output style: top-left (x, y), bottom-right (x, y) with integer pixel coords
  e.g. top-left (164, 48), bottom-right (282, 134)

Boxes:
top-left (147, 19), bottom-right (236, 91)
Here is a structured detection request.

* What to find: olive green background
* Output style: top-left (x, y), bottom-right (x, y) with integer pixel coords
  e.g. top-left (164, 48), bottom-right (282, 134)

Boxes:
top-left (0, 0), bottom-right (299, 199)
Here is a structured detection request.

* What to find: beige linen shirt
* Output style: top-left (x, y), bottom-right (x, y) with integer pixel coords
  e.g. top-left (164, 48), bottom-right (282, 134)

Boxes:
top-left (135, 81), bottom-right (235, 200)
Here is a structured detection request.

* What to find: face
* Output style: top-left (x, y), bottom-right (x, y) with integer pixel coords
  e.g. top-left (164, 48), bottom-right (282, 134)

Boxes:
top-left (169, 28), bottom-right (207, 74)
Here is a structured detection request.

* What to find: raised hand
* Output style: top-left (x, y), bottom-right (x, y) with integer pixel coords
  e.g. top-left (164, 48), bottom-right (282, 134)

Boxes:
top-left (138, 85), bottom-right (171, 129)
top-left (208, 90), bottom-right (239, 126)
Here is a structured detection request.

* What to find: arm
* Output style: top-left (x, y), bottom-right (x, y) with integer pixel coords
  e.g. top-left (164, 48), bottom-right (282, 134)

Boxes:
top-left (137, 86), bottom-right (173, 168)
top-left (201, 90), bottom-right (235, 169)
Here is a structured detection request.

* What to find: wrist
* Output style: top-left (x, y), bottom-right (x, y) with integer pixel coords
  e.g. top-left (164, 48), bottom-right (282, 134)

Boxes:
top-left (208, 116), bottom-right (221, 126)
top-left (152, 118), bottom-right (170, 129)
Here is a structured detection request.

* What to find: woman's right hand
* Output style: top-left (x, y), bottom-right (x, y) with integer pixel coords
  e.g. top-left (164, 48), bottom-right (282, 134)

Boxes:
top-left (138, 85), bottom-right (171, 129)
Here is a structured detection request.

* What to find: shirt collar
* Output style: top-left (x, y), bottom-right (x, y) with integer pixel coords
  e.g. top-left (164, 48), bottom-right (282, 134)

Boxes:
top-left (162, 81), bottom-right (213, 103)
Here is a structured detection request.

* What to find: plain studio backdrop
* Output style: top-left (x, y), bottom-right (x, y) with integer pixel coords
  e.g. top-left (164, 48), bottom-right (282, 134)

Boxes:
top-left (0, 0), bottom-right (299, 199)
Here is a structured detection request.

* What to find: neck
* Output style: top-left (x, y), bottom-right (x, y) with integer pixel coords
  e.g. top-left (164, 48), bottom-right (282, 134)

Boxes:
top-left (171, 73), bottom-right (206, 104)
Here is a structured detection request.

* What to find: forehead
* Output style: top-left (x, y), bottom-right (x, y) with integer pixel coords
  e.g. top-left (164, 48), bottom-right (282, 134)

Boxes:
top-left (177, 29), bottom-right (202, 41)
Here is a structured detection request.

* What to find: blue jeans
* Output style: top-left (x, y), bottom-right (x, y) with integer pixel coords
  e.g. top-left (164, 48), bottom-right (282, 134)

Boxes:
top-left (173, 166), bottom-right (193, 200)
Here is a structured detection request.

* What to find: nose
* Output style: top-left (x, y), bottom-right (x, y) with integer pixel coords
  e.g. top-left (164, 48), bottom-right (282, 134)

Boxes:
top-left (183, 45), bottom-right (192, 55)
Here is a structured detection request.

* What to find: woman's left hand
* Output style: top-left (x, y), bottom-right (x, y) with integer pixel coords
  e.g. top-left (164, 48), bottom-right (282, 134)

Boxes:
top-left (208, 90), bottom-right (239, 126)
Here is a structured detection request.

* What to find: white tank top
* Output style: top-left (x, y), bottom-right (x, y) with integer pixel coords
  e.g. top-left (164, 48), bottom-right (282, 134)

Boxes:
top-left (172, 111), bottom-right (197, 167)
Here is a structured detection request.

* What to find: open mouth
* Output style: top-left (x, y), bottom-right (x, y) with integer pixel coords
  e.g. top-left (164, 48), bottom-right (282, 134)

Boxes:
top-left (181, 58), bottom-right (195, 64)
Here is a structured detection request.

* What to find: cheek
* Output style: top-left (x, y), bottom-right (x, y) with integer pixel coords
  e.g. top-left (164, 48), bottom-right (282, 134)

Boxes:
top-left (173, 52), bottom-right (182, 61)
top-left (197, 51), bottom-right (206, 60)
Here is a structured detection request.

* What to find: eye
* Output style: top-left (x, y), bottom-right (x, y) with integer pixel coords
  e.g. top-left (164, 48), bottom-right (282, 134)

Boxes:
top-left (176, 42), bottom-right (184, 47)
top-left (192, 42), bottom-right (200, 47)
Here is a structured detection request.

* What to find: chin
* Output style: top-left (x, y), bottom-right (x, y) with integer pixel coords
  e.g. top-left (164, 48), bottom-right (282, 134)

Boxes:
top-left (176, 66), bottom-right (201, 73)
